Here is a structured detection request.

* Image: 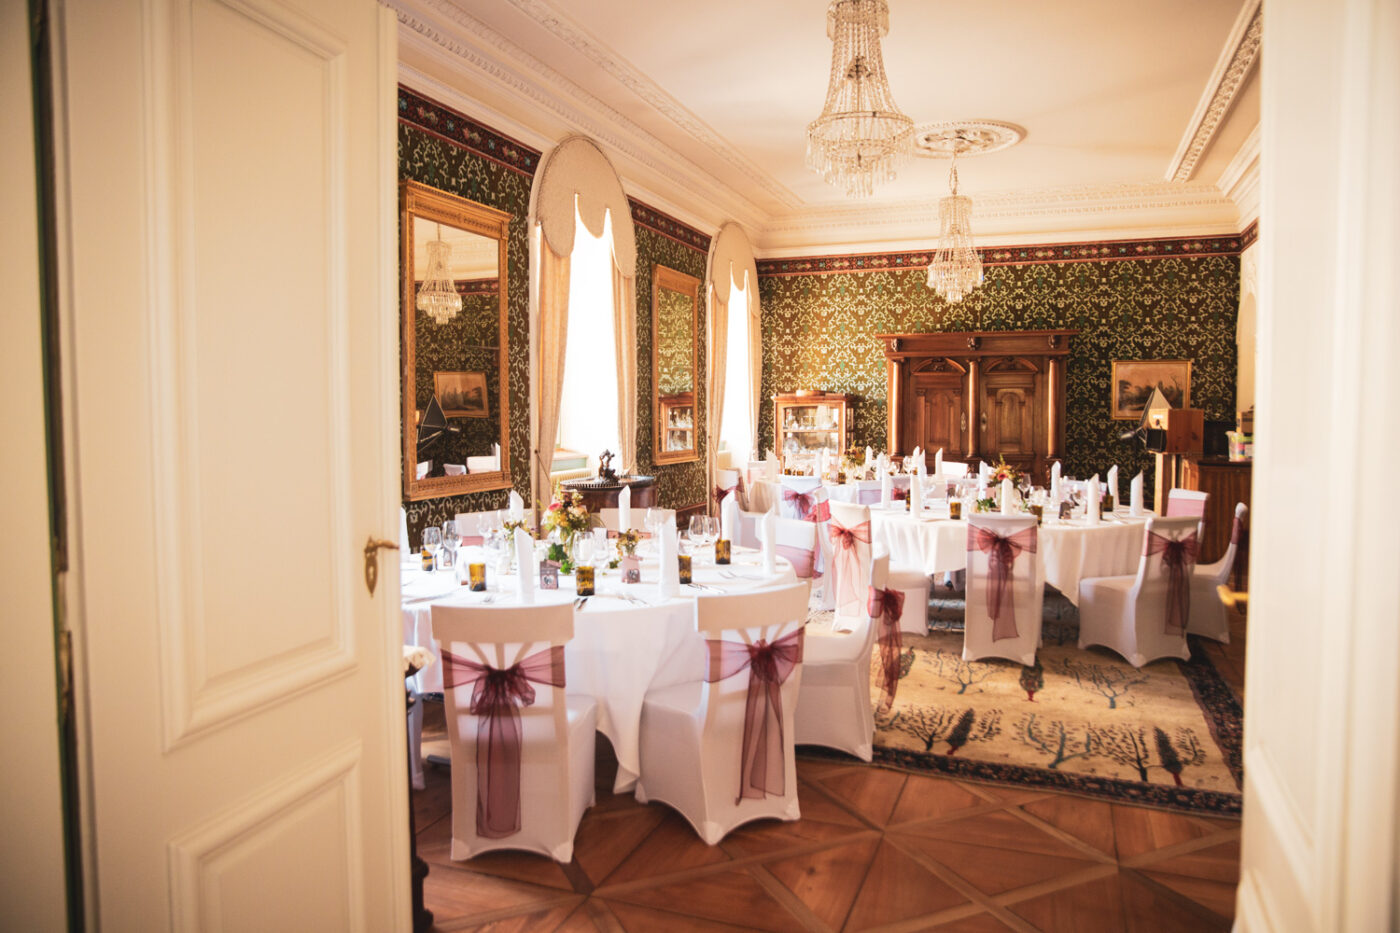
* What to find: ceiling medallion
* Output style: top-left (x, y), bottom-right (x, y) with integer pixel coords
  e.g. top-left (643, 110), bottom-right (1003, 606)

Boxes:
top-left (911, 121), bottom-right (1026, 159)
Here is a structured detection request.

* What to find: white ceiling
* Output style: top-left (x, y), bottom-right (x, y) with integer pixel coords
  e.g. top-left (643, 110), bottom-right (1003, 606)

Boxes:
top-left (394, 0), bottom-right (1261, 253)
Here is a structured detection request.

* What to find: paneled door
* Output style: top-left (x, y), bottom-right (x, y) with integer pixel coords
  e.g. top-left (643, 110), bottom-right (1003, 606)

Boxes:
top-left (910, 378), bottom-right (966, 461)
top-left (981, 367), bottom-right (1040, 478)
top-left (55, 1), bottom-right (407, 929)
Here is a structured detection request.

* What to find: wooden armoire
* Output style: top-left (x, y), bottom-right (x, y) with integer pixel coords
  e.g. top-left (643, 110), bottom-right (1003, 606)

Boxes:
top-left (879, 330), bottom-right (1076, 484)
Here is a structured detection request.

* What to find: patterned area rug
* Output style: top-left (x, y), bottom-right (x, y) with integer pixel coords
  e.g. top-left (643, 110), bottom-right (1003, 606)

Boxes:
top-left (811, 592), bottom-right (1244, 817)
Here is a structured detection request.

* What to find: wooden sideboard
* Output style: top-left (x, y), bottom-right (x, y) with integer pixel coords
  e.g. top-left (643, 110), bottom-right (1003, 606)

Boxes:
top-left (878, 330), bottom-right (1076, 485)
top-left (1178, 457), bottom-right (1252, 570)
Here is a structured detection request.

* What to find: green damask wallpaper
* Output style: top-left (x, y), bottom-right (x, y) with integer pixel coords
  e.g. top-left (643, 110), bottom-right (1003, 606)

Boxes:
top-left (758, 254), bottom-right (1241, 486)
top-left (655, 287), bottom-right (695, 395)
top-left (412, 286), bottom-right (502, 470)
top-left (632, 218), bottom-right (710, 512)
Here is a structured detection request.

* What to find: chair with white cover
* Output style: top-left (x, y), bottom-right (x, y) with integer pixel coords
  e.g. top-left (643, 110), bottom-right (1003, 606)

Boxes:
top-left (796, 550), bottom-right (898, 761)
top-left (714, 467), bottom-right (747, 511)
top-left (430, 602), bottom-right (597, 862)
top-left (1165, 488), bottom-right (1210, 537)
top-left (964, 514), bottom-right (1043, 666)
top-left (634, 582), bottom-right (810, 844)
top-left (454, 509), bottom-right (500, 546)
top-left (827, 501), bottom-right (930, 636)
top-left (1077, 515), bottom-right (1202, 667)
top-left (770, 516), bottom-right (821, 580)
top-left (1188, 503), bottom-right (1248, 643)
top-left (940, 461), bottom-right (970, 478)
top-left (777, 475), bottom-right (824, 522)
top-left (849, 479), bottom-right (883, 505)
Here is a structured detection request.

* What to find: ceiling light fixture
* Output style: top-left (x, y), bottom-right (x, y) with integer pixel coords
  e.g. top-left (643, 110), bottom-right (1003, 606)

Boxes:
top-left (926, 147), bottom-right (984, 303)
top-left (416, 225), bottom-right (463, 324)
top-left (805, 0), bottom-right (913, 198)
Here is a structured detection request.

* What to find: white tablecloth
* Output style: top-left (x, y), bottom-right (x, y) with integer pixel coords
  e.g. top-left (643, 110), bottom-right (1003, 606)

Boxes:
top-left (401, 547), bottom-right (797, 793)
top-left (867, 503), bottom-right (1150, 605)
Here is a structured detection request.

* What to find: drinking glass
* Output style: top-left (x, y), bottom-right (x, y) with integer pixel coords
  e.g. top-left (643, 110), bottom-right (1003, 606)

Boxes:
top-left (572, 535), bottom-right (596, 569)
top-left (439, 520), bottom-right (457, 570)
top-left (422, 527), bottom-right (442, 571)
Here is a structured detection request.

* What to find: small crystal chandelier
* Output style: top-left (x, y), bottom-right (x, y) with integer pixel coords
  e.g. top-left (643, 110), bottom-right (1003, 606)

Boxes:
top-left (416, 226), bottom-right (463, 324)
top-left (926, 149), bottom-right (984, 302)
top-left (805, 0), bottom-right (913, 198)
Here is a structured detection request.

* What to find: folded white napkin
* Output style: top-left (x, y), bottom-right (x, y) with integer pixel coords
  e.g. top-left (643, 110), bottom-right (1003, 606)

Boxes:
top-left (979, 461), bottom-right (991, 484)
top-left (617, 484), bottom-right (631, 532)
top-left (864, 446), bottom-right (873, 471)
top-left (1130, 471), bottom-right (1144, 516)
top-left (761, 509), bottom-right (778, 574)
top-left (493, 443), bottom-right (502, 469)
top-left (444, 464), bottom-right (466, 475)
top-left (659, 519), bottom-right (680, 598)
top-left (911, 472), bottom-right (924, 518)
top-left (880, 469), bottom-right (893, 509)
top-left (514, 528), bottom-right (535, 604)
top-left (1001, 477), bottom-right (1014, 515)
top-left (722, 493), bottom-right (739, 541)
top-left (912, 446), bottom-right (923, 474)
top-left (1107, 465), bottom-right (1119, 503)
top-left (508, 490), bottom-right (524, 524)
top-left (877, 452), bottom-right (888, 475)
top-left (765, 450), bottom-right (779, 482)
top-left (1087, 474), bottom-right (1101, 525)
top-left (934, 447), bottom-right (943, 474)
top-left (1051, 461), bottom-right (1061, 489)
top-left (918, 447), bottom-right (927, 474)
top-left (416, 461), bottom-right (431, 480)
top-left (818, 448), bottom-right (828, 478)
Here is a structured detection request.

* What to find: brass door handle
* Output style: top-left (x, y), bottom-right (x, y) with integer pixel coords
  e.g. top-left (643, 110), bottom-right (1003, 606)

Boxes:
top-left (364, 536), bottom-right (400, 596)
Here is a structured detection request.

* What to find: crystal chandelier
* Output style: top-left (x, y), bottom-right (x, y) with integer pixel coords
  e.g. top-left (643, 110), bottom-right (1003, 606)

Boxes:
top-left (416, 228), bottom-right (463, 324)
top-left (805, 0), bottom-right (913, 198)
top-left (926, 150), bottom-right (984, 302)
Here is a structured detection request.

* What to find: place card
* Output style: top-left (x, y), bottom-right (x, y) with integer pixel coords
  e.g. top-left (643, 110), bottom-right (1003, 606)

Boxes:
top-left (620, 554), bottom-right (641, 584)
top-left (539, 559), bottom-right (559, 590)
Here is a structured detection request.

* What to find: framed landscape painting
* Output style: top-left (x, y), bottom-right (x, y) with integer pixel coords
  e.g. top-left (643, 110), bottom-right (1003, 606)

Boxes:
top-left (434, 370), bottom-right (489, 418)
top-left (1111, 360), bottom-right (1191, 419)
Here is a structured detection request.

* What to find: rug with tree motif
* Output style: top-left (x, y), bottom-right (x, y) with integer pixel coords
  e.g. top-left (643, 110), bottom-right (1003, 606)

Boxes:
top-left (855, 616), bottom-right (1244, 816)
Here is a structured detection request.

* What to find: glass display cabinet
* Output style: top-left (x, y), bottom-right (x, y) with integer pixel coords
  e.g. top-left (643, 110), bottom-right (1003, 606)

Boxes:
top-left (658, 392), bottom-right (696, 456)
top-left (773, 392), bottom-right (852, 465)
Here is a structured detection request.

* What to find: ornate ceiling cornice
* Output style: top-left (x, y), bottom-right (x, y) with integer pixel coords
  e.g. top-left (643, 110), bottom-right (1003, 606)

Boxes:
top-left (388, 0), bottom-right (768, 232)
top-left (1166, 0), bottom-right (1262, 183)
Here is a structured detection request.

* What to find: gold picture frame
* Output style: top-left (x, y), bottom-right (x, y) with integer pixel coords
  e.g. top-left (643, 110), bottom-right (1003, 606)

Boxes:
top-left (1110, 359), bottom-right (1191, 419)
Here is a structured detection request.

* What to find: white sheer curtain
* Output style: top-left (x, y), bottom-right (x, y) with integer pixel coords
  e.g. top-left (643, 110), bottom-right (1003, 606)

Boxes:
top-left (719, 274), bottom-right (754, 463)
top-left (557, 208), bottom-right (619, 462)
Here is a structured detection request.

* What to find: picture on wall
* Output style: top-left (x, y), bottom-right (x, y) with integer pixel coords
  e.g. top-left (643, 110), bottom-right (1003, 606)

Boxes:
top-left (1111, 360), bottom-right (1192, 419)
top-left (433, 371), bottom-right (488, 418)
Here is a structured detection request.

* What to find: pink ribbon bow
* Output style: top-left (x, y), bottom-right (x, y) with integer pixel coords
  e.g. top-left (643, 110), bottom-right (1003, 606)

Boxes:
top-left (441, 645), bottom-right (566, 839)
top-left (1145, 530), bottom-right (1199, 634)
top-left (828, 519), bottom-right (872, 612)
top-left (705, 629), bottom-right (804, 803)
top-left (782, 487), bottom-right (830, 523)
top-left (891, 486), bottom-right (908, 502)
top-left (968, 525), bottom-right (1038, 640)
top-left (867, 585), bottom-right (905, 709)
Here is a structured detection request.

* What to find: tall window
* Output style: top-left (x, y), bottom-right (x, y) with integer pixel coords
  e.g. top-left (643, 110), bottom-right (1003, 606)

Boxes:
top-left (719, 274), bottom-right (754, 463)
top-left (557, 205), bottom-right (619, 465)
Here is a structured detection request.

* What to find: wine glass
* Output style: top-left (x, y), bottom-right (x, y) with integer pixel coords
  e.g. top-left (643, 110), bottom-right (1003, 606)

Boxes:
top-left (422, 527), bottom-right (442, 571)
top-left (687, 515), bottom-right (708, 560)
top-left (572, 535), bottom-right (596, 569)
top-left (439, 520), bottom-right (457, 570)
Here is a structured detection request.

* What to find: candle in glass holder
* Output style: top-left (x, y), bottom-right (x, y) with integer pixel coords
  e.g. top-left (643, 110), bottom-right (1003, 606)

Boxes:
top-left (948, 499), bottom-right (962, 520)
top-left (467, 563), bottom-right (486, 591)
top-left (1028, 504), bottom-right (1044, 525)
top-left (714, 539), bottom-right (731, 565)
top-left (1102, 494), bottom-right (1115, 513)
top-left (677, 554), bottom-right (693, 584)
top-left (575, 565), bottom-right (595, 596)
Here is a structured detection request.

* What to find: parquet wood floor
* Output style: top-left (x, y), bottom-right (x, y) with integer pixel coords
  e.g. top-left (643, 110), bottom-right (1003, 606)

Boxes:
top-left (415, 602), bottom-right (1247, 932)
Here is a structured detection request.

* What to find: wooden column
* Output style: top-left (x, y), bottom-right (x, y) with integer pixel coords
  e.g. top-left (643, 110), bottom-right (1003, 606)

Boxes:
top-left (887, 355), bottom-right (904, 455)
top-left (1047, 357), bottom-right (1062, 459)
top-left (966, 358), bottom-right (980, 460)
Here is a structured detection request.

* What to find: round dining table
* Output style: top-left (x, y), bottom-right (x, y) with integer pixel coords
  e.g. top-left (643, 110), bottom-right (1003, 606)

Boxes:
top-left (401, 545), bottom-right (798, 793)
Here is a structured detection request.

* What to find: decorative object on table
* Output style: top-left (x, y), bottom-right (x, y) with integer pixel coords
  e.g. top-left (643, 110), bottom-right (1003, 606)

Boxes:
top-left (989, 456), bottom-right (1022, 488)
top-left (805, 0), bottom-right (912, 197)
top-left (948, 499), bottom-right (962, 520)
top-left (1111, 359), bottom-right (1192, 420)
top-left (974, 497), bottom-right (996, 514)
top-left (620, 555), bottom-right (641, 584)
top-left (539, 559), bottom-right (559, 590)
top-left (575, 565), bottom-right (595, 597)
top-left (1058, 500), bottom-right (1074, 520)
top-left (615, 528), bottom-right (641, 557)
top-left (677, 554), bottom-right (693, 585)
top-left (433, 370), bottom-right (488, 419)
top-left (714, 539), bottom-right (731, 565)
top-left (467, 563), bottom-right (486, 592)
top-left (542, 487), bottom-right (591, 572)
top-left (597, 449), bottom-right (618, 483)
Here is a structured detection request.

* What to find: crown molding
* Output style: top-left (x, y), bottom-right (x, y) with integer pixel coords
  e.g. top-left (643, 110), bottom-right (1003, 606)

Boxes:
top-left (388, 0), bottom-right (768, 233)
top-left (1218, 122), bottom-right (1261, 228)
top-left (1166, 0), bottom-right (1262, 182)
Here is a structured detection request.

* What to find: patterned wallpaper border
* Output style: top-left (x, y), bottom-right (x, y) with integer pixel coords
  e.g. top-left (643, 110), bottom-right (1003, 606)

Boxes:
top-left (757, 233), bottom-right (1252, 278)
top-left (628, 199), bottom-right (712, 255)
top-left (1238, 219), bottom-right (1258, 251)
top-left (399, 85), bottom-right (541, 177)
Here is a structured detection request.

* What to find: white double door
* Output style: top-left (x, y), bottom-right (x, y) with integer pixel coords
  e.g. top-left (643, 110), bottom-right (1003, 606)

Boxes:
top-left (54, 0), bottom-right (408, 928)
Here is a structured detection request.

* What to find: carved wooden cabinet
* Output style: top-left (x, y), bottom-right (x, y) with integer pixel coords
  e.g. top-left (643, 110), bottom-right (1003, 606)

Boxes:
top-left (1179, 457), bottom-right (1251, 567)
top-left (773, 392), bottom-right (852, 461)
top-left (879, 330), bottom-right (1076, 484)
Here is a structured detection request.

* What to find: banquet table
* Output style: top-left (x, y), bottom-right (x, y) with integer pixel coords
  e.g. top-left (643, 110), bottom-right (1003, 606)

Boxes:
top-left (866, 502), bottom-right (1151, 605)
top-left (401, 546), bottom-right (798, 793)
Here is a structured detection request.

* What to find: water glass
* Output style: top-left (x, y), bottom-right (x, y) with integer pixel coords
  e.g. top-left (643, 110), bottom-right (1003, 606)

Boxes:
top-left (421, 527), bottom-right (442, 571)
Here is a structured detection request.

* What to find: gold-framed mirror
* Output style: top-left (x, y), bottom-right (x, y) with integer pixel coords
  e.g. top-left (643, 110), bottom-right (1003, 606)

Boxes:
top-left (401, 180), bottom-right (512, 500)
top-left (652, 264), bottom-right (700, 465)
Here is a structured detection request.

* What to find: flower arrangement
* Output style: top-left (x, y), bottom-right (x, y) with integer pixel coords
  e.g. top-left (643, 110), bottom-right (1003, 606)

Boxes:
top-left (542, 487), bottom-right (592, 572)
top-left (974, 497), bottom-right (997, 513)
top-left (502, 519), bottom-right (534, 539)
top-left (989, 456), bottom-right (1022, 486)
top-left (615, 528), bottom-right (641, 557)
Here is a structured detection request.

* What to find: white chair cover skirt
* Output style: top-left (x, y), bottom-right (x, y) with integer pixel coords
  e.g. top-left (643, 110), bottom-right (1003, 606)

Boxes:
top-left (964, 514), bottom-right (1044, 666)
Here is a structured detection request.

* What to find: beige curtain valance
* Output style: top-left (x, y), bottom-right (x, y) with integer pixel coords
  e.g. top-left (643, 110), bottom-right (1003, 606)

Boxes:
top-left (532, 135), bottom-right (637, 278)
top-left (707, 222), bottom-right (759, 313)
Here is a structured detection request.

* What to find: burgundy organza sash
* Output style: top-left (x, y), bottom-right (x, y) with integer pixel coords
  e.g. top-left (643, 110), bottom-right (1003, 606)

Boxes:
top-left (713, 475), bottom-right (745, 509)
top-left (441, 645), bottom-right (566, 839)
top-left (1144, 530), bottom-right (1199, 635)
top-left (782, 487), bottom-right (830, 523)
top-left (705, 628), bottom-right (804, 803)
top-left (775, 544), bottom-right (816, 579)
top-left (867, 585), bottom-right (905, 708)
top-left (828, 520), bottom-right (872, 612)
top-left (967, 525), bottom-right (1038, 641)
top-left (890, 486), bottom-right (908, 502)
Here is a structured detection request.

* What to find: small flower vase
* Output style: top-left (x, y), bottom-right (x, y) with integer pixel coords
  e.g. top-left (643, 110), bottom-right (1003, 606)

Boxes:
top-left (549, 535), bottom-right (574, 575)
